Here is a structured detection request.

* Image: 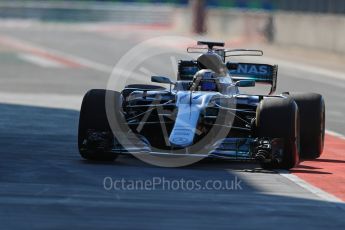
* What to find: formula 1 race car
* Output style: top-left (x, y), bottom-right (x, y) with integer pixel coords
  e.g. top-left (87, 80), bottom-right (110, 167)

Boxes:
top-left (78, 41), bottom-right (325, 169)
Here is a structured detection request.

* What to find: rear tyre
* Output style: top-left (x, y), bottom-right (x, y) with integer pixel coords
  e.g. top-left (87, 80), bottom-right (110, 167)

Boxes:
top-left (288, 93), bottom-right (325, 159)
top-left (78, 89), bottom-right (120, 161)
top-left (256, 97), bottom-right (300, 169)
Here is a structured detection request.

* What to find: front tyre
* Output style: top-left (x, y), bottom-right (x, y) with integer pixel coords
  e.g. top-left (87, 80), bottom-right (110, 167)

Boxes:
top-left (78, 89), bottom-right (120, 161)
top-left (256, 97), bottom-right (300, 169)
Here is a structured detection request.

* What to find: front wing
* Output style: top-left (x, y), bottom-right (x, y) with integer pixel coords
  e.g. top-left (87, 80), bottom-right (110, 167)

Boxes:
top-left (80, 131), bottom-right (285, 163)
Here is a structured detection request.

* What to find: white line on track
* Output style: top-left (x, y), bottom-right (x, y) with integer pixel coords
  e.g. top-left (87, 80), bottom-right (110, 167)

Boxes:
top-left (277, 170), bottom-right (345, 210)
top-left (326, 129), bottom-right (345, 140)
top-left (4, 34), bottom-right (345, 84)
top-left (0, 92), bottom-right (82, 110)
top-left (0, 35), bottom-right (112, 73)
top-left (277, 170), bottom-right (343, 203)
top-left (18, 53), bottom-right (65, 68)
top-left (277, 130), bottom-right (345, 205)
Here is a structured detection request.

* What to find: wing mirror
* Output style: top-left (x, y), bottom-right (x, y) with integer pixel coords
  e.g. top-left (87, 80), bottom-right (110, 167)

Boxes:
top-left (151, 76), bottom-right (174, 84)
top-left (235, 80), bottom-right (256, 87)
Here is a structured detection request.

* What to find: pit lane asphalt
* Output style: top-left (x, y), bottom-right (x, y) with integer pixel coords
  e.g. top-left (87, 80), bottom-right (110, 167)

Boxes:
top-left (0, 23), bottom-right (344, 229)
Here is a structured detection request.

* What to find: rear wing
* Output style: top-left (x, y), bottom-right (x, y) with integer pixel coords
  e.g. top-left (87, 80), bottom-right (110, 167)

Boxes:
top-left (177, 60), bottom-right (278, 95)
top-left (228, 63), bottom-right (278, 95)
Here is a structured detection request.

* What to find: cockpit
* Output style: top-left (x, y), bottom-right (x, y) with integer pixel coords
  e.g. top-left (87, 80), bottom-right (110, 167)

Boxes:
top-left (189, 69), bottom-right (234, 94)
top-left (191, 69), bottom-right (218, 91)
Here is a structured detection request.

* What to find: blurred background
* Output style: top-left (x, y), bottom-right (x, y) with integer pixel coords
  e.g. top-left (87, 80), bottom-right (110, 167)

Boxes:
top-left (0, 0), bottom-right (345, 52)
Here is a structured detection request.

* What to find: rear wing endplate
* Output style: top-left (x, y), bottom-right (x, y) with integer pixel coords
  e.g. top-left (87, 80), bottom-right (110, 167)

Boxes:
top-left (228, 63), bottom-right (278, 95)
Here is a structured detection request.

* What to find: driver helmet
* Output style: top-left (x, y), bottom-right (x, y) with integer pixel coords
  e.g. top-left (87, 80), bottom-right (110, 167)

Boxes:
top-left (197, 53), bottom-right (227, 75)
top-left (192, 69), bottom-right (218, 91)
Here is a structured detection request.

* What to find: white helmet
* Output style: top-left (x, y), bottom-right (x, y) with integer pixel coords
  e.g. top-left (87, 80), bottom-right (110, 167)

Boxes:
top-left (191, 69), bottom-right (218, 91)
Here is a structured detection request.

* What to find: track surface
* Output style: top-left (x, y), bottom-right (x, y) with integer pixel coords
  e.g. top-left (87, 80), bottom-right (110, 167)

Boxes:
top-left (0, 22), bottom-right (344, 229)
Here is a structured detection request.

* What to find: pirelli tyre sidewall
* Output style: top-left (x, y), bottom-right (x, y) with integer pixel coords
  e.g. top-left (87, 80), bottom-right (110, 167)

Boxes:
top-left (288, 93), bottom-right (325, 159)
top-left (78, 89), bottom-right (119, 161)
top-left (256, 97), bottom-right (300, 169)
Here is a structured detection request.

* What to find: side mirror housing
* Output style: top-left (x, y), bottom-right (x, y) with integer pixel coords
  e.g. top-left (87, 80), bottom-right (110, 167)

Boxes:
top-left (235, 80), bottom-right (256, 87)
top-left (151, 76), bottom-right (174, 84)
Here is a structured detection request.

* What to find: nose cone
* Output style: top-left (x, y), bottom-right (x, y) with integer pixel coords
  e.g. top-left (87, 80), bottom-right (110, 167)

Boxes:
top-left (169, 129), bottom-right (195, 148)
top-left (169, 93), bottom-right (202, 148)
top-left (169, 92), bottom-right (218, 148)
